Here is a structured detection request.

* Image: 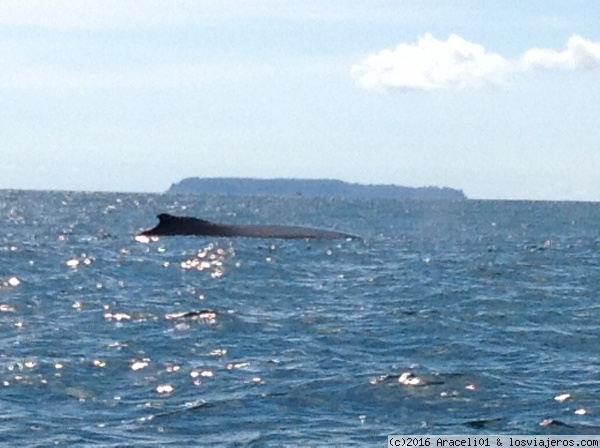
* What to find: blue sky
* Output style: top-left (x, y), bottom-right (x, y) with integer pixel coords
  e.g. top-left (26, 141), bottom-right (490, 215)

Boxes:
top-left (1, 1), bottom-right (599, 200)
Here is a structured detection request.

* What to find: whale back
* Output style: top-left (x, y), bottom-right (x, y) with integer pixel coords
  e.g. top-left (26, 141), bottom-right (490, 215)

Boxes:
top-left (138, 213), bottom-right (356, 239)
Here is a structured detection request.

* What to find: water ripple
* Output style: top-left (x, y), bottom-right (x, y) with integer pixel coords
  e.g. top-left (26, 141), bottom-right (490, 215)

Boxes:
top-left (0, 191), bottom-right (599, 444)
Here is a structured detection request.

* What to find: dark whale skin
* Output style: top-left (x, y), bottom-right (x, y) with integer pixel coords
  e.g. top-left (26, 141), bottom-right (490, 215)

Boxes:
top-left (139, 214), bottom-right (356, 239)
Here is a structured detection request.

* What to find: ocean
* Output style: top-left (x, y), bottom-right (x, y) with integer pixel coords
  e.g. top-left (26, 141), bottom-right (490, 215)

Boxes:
top-left (1, 190), bottom-right (599, 446)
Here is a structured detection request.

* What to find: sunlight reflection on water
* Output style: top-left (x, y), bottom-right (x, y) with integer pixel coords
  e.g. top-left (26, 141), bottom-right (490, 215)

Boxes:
top-left (1, 191), bottom-right (600, 444)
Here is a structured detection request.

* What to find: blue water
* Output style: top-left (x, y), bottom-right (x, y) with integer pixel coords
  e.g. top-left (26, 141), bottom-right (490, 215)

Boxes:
top-left (1, 190), bottom-right (600, 446)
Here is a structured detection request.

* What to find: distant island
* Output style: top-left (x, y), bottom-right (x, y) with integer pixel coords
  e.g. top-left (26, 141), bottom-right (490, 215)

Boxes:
top-left (167, 177), bottom-right (467, 200)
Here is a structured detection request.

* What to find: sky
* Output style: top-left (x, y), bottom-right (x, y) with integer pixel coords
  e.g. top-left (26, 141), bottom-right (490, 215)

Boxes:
top-left (1, 1), bottom-right (600, 200)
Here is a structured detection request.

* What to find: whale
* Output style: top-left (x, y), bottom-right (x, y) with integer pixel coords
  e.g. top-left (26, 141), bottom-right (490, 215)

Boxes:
top-left (138, 213), bottom-right (356, 239)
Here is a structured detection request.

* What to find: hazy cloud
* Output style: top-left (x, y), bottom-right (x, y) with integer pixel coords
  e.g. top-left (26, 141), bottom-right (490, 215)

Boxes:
top-left (352, 34), bottom-right (600, 91)
top-left (0, 0), bottom-right (445, 29)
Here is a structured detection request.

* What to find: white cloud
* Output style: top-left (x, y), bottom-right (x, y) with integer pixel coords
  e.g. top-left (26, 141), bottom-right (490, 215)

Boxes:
top-left (521, 35), bottom-right (600, 70)
top-left (353, 34), bottom-right (600, 91)
top-left (351, 33), bottom-right (512, 91)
